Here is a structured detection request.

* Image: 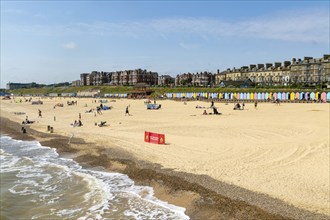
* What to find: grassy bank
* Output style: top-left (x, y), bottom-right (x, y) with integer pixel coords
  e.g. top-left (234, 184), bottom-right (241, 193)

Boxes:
top-left (9, 86), bottom-right (329, 96)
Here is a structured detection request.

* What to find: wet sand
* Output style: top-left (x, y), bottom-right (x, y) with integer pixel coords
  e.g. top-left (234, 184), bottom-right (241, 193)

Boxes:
top-left (0, 97), bottom-right (329, 219)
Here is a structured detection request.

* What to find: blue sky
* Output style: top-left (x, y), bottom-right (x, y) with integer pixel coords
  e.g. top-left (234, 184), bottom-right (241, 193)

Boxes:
top-left (1, 1), bottom-right (329, 88)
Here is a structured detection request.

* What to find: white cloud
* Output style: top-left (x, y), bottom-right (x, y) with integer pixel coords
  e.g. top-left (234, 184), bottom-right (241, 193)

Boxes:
top-left (62, 42), bottom-right (77, 49)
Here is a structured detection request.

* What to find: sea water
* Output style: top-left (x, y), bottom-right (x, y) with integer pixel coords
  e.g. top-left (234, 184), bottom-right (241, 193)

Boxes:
top-left (0, 136), bottom-right (189, 220)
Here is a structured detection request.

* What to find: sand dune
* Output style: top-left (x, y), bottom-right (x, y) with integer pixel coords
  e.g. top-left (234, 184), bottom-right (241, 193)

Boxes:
top-left (1, 97), bottom-right (329, 216)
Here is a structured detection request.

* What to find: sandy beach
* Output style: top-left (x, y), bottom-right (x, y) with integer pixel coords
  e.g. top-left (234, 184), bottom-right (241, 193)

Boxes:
top-left (1, 97), bottom-right (329, 219)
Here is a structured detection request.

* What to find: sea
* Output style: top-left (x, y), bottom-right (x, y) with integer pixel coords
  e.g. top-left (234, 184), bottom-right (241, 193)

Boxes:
top-left (0, 135), bottom-right (189, 220)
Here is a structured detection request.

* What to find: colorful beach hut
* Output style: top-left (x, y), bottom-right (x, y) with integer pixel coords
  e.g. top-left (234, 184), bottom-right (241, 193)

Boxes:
top-left (321, 92), bottom-right (326, 102)
top-left (295, 92), bottom-right (300, 100)
top-left (315, 92), bottom-right (320, 100)
top-left (310, 92), bottom-right (315, 100)
top-left (327, 92), bottom-right (330, 101)
top-left (305, 92), bottom-right (310, 100)
top-left (281, 92), bottom-right (286, 100)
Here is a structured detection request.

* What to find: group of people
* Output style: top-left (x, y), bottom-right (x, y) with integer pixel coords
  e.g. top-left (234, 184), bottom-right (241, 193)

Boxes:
top-left (71, 120), bottom-right (83, 127)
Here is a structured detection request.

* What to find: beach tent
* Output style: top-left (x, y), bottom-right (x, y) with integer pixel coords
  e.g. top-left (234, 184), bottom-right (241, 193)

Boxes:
top-left (295, 92), bottom-right (300, 100)
top-left (321, 92), bottom-right (326, 102)
top-left (327, 92), bottom-right (330, 101)
top-left (310, 92), bottom-right (315, 100)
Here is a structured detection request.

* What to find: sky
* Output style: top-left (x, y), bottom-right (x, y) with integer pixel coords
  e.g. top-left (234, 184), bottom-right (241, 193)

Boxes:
top-left (1, 0), bottom-right (329, 88)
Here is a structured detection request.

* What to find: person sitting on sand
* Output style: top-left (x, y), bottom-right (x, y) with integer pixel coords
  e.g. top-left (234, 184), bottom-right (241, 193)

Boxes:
top-left (78, 120), bottom-right (83, 127)
top-left (22, 119), bottom-right (34, 124)
top-left (71, 120), bottom-right (79, 127)
top-left (202, 110), bottom-right (208, 115)
top-left (98, 121), bottom-right (107, 127)
top-left (233, 103), bottom-right (241, 110)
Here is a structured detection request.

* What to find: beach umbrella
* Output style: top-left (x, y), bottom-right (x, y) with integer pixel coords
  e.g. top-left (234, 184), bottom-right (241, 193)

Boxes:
top-left (326, 92), bottom-right (330, 101)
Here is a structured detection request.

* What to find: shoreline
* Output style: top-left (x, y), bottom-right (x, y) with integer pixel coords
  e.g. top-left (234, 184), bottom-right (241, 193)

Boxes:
top-left (1, 116), bottom-right (328, 220)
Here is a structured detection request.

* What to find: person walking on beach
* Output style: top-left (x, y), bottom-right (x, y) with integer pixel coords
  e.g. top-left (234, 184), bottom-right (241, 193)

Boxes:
top-left (254, 101), bottom-right (258, 109)
top-left (242, 101), bottom-right (245, 110)
top-left (79, 113), bottom-right (81, 120)
top-left (38, 109), bottom-right (42, 118)
top-left (210, 100), bottom-right (214, 108)
top-left (125, 106), bottom-right (130, 116)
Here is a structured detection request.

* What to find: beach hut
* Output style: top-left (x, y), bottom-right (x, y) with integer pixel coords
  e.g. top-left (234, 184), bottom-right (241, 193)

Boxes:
top-left (295, 92), bottom-right (300, 100)
top-left (254, 93), bottom-right (258, 100)
top-left (224, 93), bottom-right (229, 100)
top-left (257, 92), bottom-right (261, 100)
top-left (276, 92), bottom-right (281, 100)
top-left (315, 92), bottom-right (320, 100)
top-left (321, 92), bottom-right (326, 102)
top-left (326, 92), bottom-right (330, 101)
top-left (300, 92), bottom-right (304, 100)
top-left (273, 93), bottom-right (277, 100)
top-left (264, 92), bottom-right (269, 100)
top-left (286, 92), bottom-right (290, 100)
top-left (290, 92), bottom-right (296, 101)
top-left (261, 92), bottom-right (265, 100)
top-left (305, 92), bottom-right (310, 100)
top-left (249, 92), bottom-right (253, 100)
top-left (239, 93), bottom-right (243, 100)
top-left (310, 92), bottom-right (315, 100)
top-left (281, 92), bottom-right (286, 100)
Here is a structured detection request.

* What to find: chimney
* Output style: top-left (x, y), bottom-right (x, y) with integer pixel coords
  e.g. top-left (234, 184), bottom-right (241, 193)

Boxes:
top-left (292, 58), bottom-right (296, 63)
top-left (323, 54), bottom-right (330, 59)
top-left (266, 63), bottom-right (273, 68)
top-left (217, 69), bottom-right (220, 74)
top-left (284, 61), bottom-right (291, 67)
top-left (257, 64), bottom-right (264, 69)
top-left (274, 62), bottom-right (281, 68)
top-left (298, 58), bottom-right (302, 62)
